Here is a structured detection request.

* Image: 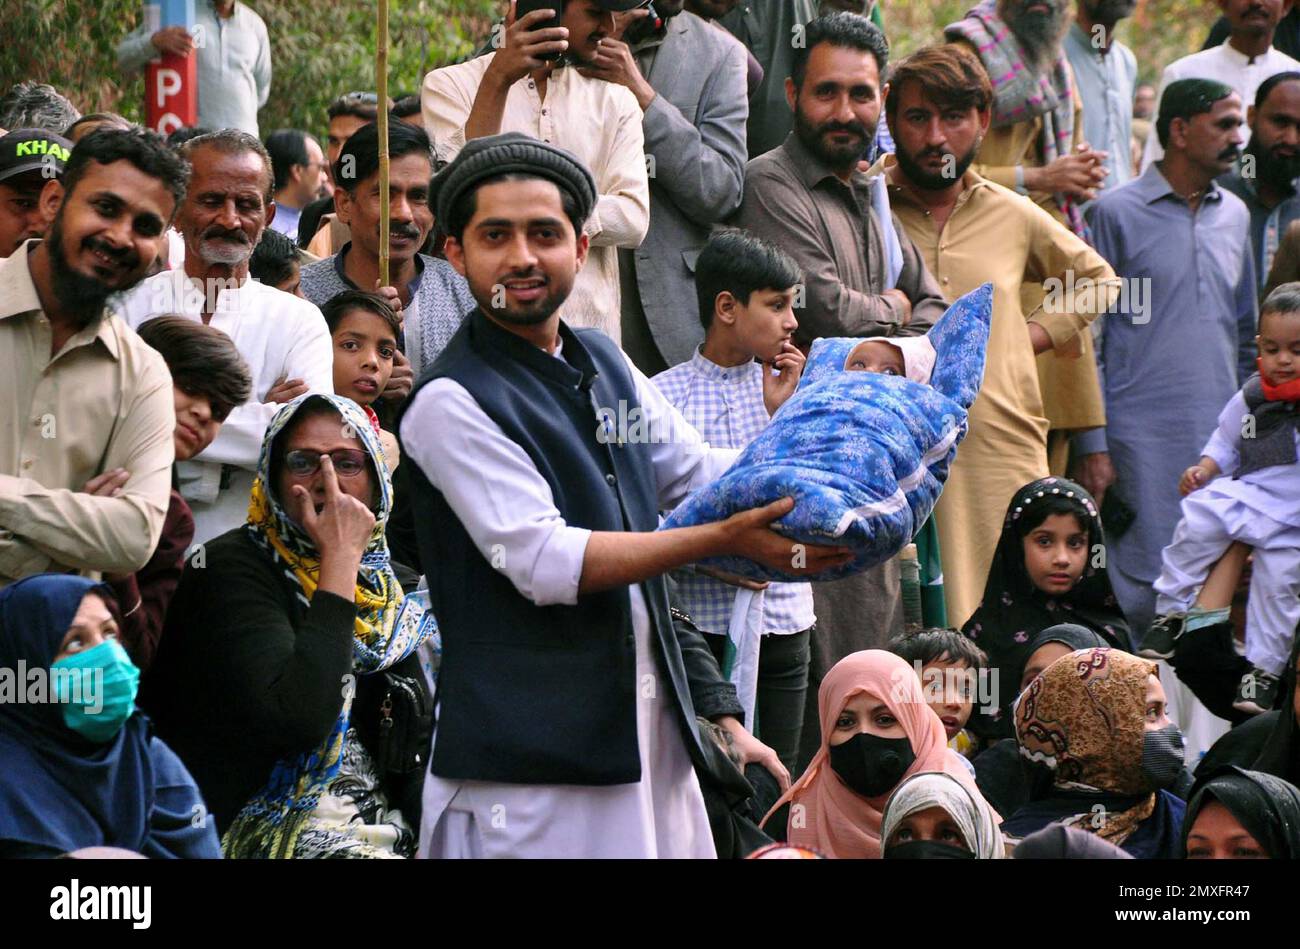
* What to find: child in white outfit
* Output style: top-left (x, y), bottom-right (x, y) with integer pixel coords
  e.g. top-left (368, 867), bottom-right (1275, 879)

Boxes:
top-left (1141, 288), bottom-right (1300, 715)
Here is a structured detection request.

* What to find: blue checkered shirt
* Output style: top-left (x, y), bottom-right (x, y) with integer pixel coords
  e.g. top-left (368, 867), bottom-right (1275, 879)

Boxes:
top-left (652, 349), bottom-right (815, 637)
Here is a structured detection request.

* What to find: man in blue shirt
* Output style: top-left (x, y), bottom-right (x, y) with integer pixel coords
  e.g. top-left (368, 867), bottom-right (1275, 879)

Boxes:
top-left (1082, 79), bottom-right (1258, 633)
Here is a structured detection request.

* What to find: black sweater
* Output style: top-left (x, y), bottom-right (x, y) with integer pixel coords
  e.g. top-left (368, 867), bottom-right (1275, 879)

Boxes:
top-left (140, 528), bottom-right (357, 833)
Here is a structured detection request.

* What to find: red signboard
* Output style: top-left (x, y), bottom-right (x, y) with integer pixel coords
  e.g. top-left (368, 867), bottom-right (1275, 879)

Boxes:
top-left (145, 52), bottom-right (197, 136)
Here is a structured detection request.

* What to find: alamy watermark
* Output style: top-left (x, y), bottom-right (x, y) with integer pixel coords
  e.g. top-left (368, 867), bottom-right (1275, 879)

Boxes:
top-left (1042, 271), bottom-right (1151, 324)
top-left (0, 662), bottom-right (103, 713)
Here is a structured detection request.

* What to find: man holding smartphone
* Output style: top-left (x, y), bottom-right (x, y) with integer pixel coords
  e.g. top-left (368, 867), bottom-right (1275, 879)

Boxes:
top-left (422, 1), bottom-right (651, 346)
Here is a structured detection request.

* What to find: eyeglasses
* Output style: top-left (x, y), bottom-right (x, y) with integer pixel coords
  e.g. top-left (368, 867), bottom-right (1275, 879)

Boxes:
top-left (283, 449), bottom-right (369, 478)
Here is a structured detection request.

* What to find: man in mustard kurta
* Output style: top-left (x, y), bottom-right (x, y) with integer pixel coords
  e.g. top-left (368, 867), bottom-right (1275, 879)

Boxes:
top-left (945, 0), bottom-right (1113, 486)
top-left (871, 44), bottom-right (1119, 625)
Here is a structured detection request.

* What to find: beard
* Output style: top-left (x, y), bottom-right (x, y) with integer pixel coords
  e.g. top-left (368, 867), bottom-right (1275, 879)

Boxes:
top-left (479, 269), bottom-right (567, 326)
top-left (196, 224), bottom-right (256, 266)
top-left (1001, 0), bottom-right (1071, 70)
top-left (46, 211), bottom-right (131, 330)
top-left (1249, 133), bottom-right (1300, 189)
top-left (894, 139), bottom-right (980, 190)
top-left (793, 106), bottom-right (874, 173)
top-left (1084, 0), bottom-right (1136, 22)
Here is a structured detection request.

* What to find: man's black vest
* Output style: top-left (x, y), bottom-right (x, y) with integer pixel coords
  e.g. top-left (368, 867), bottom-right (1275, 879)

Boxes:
top-left (398, 310), bottom-right (706, 785)
top-left (1238, 373), bottom-right (1300, 478)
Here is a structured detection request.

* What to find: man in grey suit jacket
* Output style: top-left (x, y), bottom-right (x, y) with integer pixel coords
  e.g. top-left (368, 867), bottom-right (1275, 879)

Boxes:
top-left (582, 2), bottom-right (749, 374)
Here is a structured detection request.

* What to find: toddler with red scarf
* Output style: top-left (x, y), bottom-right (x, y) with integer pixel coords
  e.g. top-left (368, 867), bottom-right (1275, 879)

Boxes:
top-left (1141, 286), bottom-right (1300, 716)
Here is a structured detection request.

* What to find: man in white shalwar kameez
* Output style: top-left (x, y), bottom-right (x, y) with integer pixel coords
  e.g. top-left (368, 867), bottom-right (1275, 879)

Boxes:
top-left (399, 134), bottom-right (844, 858)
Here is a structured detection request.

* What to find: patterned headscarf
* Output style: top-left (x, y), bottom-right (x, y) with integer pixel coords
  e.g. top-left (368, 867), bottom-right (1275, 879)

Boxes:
top-left (962, 476), bottom-right (1130, 740)
top-left (881, 771), bottom-right (1007, 859)
top-left (944, 0), bottom-right (1085, 235)
top-left (1015, 648), bottom-right (1159, 846)
top-left (223, 393), bottom-right (436, 859)
top-left (762, 650), bottom-right (994, 859)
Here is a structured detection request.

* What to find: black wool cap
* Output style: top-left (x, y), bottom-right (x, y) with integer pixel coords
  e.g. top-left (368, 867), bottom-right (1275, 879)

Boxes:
top-left (431, 132), bottom-right (597, 229)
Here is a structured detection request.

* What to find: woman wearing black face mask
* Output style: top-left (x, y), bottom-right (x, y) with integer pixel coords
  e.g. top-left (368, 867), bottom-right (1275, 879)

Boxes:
top-left (760, 650), bottom-right (996, 858)
top-left (1005, 648), bottom-right (1188, 858)
top-left (881, 771), bottom-right (1006, 859)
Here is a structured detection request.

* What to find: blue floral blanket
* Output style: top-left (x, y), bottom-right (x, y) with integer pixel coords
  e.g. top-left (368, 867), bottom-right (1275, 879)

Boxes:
top-left (660, 283), bottom-right (993, 581)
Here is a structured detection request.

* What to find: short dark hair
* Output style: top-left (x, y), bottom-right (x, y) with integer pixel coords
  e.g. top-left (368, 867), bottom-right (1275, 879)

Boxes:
top-left (179, 129), bottom-right (276, 204)
top-left (886, 44), bottom-right (993, 125)
top-left (62, 127), bottom-right (190, 219)
top-left (792, 12), bottom-right (889, 90)
top-left (1261, 281), bottom-right (1300, 329)
top-left (137, 315), bottom-right (252, 421)
top-left (333, 119), bottom-right (433, 195)
top-left (0, 81), bottom-right (80, 133)
top-left (1256, 70), bottom-right (1300, 109)
top-left (327, 91), bottom-right (390, 122)
top-left (887, 628), bottom-right (988, 670)
top-left (249, 228), bottom-right (303, 287)
top-left (264, 128), bottom-right (315, 191)
top-left (321, 289), bottom-right (403, 338)
top-left (391, 94), bottom-right (422, 120)
top-left (167, 125), bottom-right (213, 148)
top-left (1156, 78), bottom-right (1235, 148)
top-left (693, 228), bottom-right (802, 331)
top-left (442, 171), bottom-right (583, 241)
top-left (64, 112), bottom-right (131, 140)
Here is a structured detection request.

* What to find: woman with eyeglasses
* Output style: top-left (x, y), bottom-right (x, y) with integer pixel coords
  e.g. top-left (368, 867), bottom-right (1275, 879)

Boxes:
top-left (141, 394), bottom-right (437, 858)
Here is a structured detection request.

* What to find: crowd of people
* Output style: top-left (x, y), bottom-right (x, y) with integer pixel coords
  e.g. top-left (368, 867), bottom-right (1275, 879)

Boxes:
top-left (0, 0), bottom-right (1298, 861)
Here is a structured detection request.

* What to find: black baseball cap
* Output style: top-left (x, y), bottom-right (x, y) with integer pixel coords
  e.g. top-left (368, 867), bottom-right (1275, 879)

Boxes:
top-left (0, 128), bottom-right (73, 184)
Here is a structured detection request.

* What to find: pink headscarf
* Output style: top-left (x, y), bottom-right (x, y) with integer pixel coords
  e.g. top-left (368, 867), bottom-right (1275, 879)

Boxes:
top-left (762, 650), bottom-right (994, 858)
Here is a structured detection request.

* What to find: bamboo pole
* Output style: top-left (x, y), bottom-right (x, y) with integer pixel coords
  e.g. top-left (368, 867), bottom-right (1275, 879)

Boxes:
top-left (377, 0), bottom-right (391, 287)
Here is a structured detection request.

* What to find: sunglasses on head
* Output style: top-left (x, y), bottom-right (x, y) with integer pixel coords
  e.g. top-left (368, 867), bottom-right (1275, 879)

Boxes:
top-left (283, 449), bottom-right (368, 478)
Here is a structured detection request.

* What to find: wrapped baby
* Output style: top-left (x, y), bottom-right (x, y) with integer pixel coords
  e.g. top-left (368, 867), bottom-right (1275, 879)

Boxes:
top-left (661, 283), bottom-right (993, 582)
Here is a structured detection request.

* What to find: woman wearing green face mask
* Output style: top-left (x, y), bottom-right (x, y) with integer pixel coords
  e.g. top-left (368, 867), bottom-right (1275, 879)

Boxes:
top-left (0, 574), bottom-right (221, 858)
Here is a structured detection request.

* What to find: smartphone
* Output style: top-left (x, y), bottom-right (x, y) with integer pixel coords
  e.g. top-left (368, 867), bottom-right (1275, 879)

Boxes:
top-left (514, 0), bottom-right (564, 61)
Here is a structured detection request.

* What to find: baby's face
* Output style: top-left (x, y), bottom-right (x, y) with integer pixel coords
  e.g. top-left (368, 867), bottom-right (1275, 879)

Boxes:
top-left (845, 339), bottom-right (905, 377)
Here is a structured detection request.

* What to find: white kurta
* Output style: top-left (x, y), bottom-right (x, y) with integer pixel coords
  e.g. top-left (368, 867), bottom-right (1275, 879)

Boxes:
top-left (401, 337), bottom-right (738, 858)
top-left (113, 269), bottom-right (335, 542)
top-left (1154, 389), bottom-right (1300, 676)
top-left (1141, 43), bottom-right (1300, 171)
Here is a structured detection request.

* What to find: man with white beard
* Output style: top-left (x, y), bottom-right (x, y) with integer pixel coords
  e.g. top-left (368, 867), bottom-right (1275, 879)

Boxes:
top-left (946, 0), bottom-right (1110, 495)
top-left (115, 131), bottom-right (333, 544)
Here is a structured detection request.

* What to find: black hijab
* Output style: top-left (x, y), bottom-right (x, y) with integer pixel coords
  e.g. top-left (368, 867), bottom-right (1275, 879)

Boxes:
top-left (962, 477), bottom-right (1131, 740)
top-left (1183, 766), bottom-right (1300, 859)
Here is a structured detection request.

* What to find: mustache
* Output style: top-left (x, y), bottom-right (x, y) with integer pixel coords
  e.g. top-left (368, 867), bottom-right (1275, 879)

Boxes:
top-left (1219, 145), bottom-right (1242, 161)
top-left (817, 120), bottom-right (869, 137)
top-left (500, 268), bottom-right (547, 282)
top-left (200, 226), bottom-right (251, 245)
top-left (83, 235), bottom-right (139, 270)
top-left (389, 221), bottom-right (421, 240)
